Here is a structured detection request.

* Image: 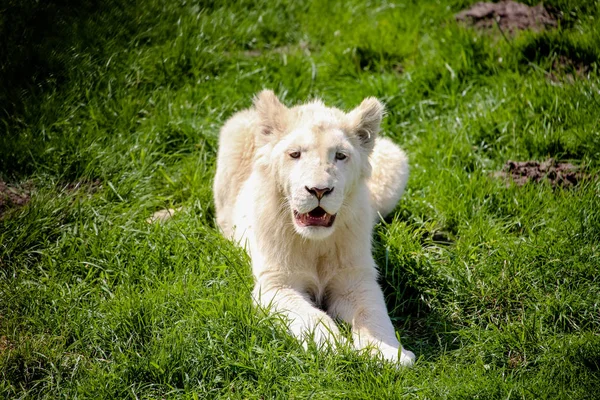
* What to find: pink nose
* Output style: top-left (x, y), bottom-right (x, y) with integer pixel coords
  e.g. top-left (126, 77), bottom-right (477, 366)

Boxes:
top-left (306, 186), bottom-right (333, 200)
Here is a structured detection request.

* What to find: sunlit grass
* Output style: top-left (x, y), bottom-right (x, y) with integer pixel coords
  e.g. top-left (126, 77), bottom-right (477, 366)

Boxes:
top-left (1, 0), bottom-right (599, 398)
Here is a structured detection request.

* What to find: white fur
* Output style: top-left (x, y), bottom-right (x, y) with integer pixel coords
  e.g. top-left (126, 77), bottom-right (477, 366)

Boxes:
top-left (213, 90), bottom-right (415, 366)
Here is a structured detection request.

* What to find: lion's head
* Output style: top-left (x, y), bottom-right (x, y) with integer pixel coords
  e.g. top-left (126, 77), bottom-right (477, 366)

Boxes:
top-left (253, 90), bottom-right (383, 240)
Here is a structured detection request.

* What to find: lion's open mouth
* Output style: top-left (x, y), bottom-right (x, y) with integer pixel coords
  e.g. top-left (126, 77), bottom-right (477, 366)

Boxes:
top-left (294, 207), bottom-right (336, 228)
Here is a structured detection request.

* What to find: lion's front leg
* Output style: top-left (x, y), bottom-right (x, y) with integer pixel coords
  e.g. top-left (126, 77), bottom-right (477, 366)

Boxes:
top-left (328, 272), bottom-right (416, 367)
top-left (253, 280), bottom-right (342, 349)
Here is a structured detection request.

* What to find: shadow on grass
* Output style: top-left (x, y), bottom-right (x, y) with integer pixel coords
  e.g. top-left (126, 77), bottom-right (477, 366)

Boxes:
top-left (0, 0), bottom-right (177, 178)
top-left (2, 0), bottom-right (112, 177)
top-left (2, 0), bottom-right (115, 114)
top-left (373, 220), bottom-right (462, 361)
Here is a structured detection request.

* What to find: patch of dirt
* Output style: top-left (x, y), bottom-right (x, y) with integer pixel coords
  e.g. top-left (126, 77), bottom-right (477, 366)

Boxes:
top-left (0, 336), bottom-right (13, 354)
top-left (0, 180), bottom-right (32, 218)
top-left (0, 179), bottom-right (102, 219)
top-left (493, 159), bottom-right (586, 187)
top-left (455, 1), bottom-right (557, 33)
top-left (546, 55), bottom-right (591, 83)
top-left (507, 350), bottom-right (527, 369)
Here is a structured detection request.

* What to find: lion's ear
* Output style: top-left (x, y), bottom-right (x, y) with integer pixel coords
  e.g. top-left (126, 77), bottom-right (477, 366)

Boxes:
top-left (253, 89), bottom-right (289, 138)
top-left (345, 97), bottom-right (384, 151)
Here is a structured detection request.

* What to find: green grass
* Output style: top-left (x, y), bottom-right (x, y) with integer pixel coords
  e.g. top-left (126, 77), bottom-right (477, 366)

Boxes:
top-left (1, 0), bottom-right (600, 398)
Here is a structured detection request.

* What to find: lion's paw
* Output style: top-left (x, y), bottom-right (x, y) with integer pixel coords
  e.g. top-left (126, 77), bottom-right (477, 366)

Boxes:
top-left (296, 318), bottom-right (347, 351)
top-left (311, 325), bottom-right (346, 350)
top-left (380, 346), bottom-right (416, 368)
top-left (398, 348), bottom-right (416, 367)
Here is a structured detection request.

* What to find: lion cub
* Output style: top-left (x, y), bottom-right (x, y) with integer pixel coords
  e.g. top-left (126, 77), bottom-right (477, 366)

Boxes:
top-left (213, 90), bottom-right (415, 366)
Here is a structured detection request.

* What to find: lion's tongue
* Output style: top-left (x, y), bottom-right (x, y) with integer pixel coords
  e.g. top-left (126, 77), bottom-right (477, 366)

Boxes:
top-left (297, 207), bottom-right (333, 227)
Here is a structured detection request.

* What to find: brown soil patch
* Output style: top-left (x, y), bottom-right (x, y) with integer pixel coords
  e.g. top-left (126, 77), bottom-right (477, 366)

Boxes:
top-left (493, 159), bottom-right (586, 187)
top-left (508, 350), bottom-right (527, 369)
top-left (0, 180), bottom-right (32, 218)
top-left (455, 1), bottom-right (557, 33)
top-left (0, 336), bottom-right (13, 354)
top-left (547, 55), bottom-right (591, 83)
top-left (0, 179), bottom-right (102, 218)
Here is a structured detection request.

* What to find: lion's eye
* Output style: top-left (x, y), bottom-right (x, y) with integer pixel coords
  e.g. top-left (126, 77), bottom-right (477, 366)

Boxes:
top-left (335, 152), bottom-right (347, 161)
top-left (289, 151), bottom-right (301, 159)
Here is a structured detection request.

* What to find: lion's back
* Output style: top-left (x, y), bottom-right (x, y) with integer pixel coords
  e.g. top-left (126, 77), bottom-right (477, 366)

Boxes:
top-left (213, 109), bottom-right (259, 237)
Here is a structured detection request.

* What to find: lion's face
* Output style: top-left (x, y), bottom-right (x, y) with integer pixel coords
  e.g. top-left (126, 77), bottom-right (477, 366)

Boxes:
top-left (272, 125), bottom-right (363, 239)
top-left (254, 91), bottom-right (383, 240)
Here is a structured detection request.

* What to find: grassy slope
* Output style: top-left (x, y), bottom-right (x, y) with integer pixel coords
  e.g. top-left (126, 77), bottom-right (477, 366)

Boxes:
top-left (1, 0), bottom-right (600, 398)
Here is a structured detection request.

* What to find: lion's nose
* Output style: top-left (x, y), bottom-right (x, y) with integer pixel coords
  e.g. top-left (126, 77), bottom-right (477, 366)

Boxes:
top-left (305, 186), bottom-right (334, 200)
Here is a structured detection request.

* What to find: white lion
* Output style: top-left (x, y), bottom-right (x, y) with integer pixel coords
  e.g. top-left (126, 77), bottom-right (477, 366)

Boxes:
top-left (213, 90), bottom-right (415, 367)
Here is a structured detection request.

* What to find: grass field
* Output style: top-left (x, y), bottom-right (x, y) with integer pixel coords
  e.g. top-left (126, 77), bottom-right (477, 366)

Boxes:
top-left (1, 0), bottom-right (600, 398)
